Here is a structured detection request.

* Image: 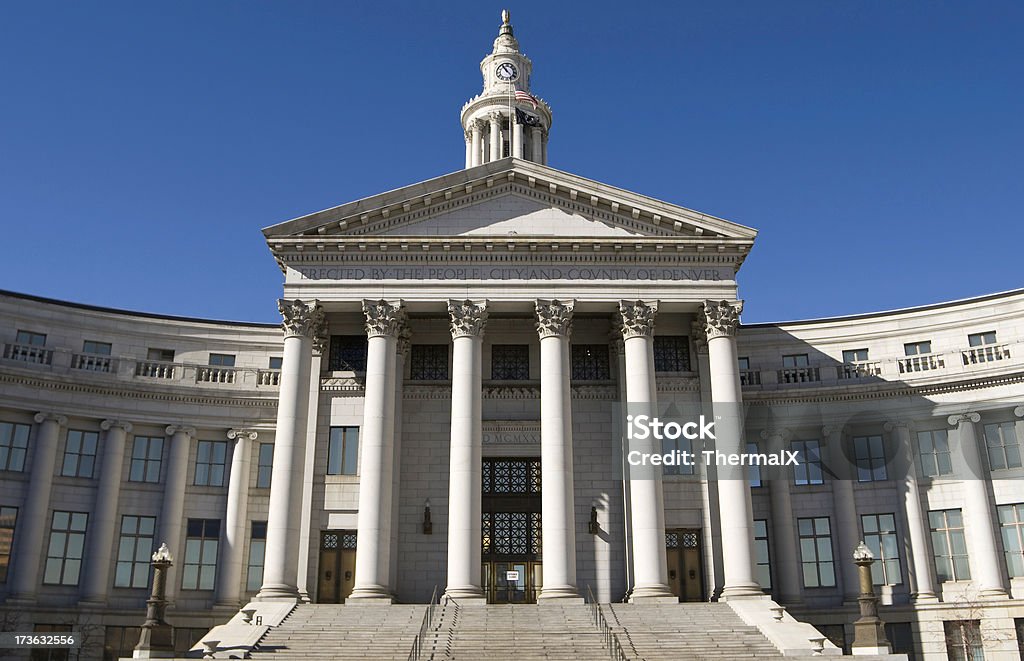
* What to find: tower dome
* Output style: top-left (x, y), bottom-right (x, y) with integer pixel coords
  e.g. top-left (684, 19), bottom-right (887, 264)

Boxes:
top-left (460, 10), bottom-right (553, 167)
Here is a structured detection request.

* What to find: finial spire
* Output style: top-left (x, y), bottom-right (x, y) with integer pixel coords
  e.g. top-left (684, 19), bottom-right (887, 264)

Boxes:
top-left (502, 9), bottom-right (510, 25)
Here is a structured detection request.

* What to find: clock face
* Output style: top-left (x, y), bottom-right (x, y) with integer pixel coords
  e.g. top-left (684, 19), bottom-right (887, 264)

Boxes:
top-left (495, 62), bottom-right (519, 82)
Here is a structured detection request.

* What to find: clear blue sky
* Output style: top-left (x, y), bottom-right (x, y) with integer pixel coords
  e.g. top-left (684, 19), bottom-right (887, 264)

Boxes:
top-left (1, 1), bottom-right (1021, 323)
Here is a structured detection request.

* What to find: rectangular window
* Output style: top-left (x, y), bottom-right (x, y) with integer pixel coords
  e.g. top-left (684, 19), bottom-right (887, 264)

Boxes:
top-left (268, 356), bottom-right (283, 370)
top-left (753, 519), bottom-right (771, 591)
top-left (842, 348), bottom-right (869, 362)
top-left (0, 422), bottom-right (30, 472)
top-left (983, 422), bottom-right (1021, 470)
top-left (662, 434), bottom-right (694, 476)
top-left (791, 439), bottom-right (823, 485)
top-left (571, 344), bottom-right (611, 380)
top-left (409, 344), bottom-right (449, 380)
top-left (82, 340), bottom-right (112, 355)
top-left (129, 436), bottom-right (163, 483)
top-left (917, 430), bottom-right (953, 477)
top-left (747, 441), bottom-right (762, 487)
top-left (208, 353), bottom-right (235, 367)
top-left (904, 341), bottom-right (932, 356)
top-left (929, 509), bottom-right (970, 581)
top-left (182, 519), bottom-right (220, 590)
top-left (328, 335), bottom-right (368, 372)
top-left (798, 516), bottom-right (836, 587)
top-left (104, 625), bottom-right (142, 661)
top-left (997, 503), bottom-right (1024, 578)
top-left (491, 344), bottom-right (530, 380)
top-left (147, 348), bottom-right (175, 362)
top-left (861, 513), bottom-right (902, 585)
top-left (194, 440), bottom-right (227, 486)
top-left (61, 429), bottom-right (99, 478)
top-left (246, 521), bottom-right (267, 592)
top-left (43, 511), bottom-right (88, 585)
top-left (653, 336), bottom-right (691, 372)
top-left (944, 621), bottom-right (983, 661)
top-left (737, 357), bottom-right (751, 370)
top-left (854, 435), bottom-right (887, 482)
top-left (15, 330), bottom-right (46, 346)
top-left (0, 506), bottom-right (16, 583)
top-left (782, 353), bottom-right (809, 368)
top-left (256, 443), bottom-right (274, 488)
top-left (114, 515), bottom-right (155, 588)
top-left (328, 427), bottom-right (359, 475)
top-left (968, 331), bottom-right (997, 347)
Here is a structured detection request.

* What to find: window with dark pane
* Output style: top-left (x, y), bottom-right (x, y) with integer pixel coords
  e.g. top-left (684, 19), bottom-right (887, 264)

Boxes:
top-left (410, 344), bottom-right (449, 380)
top-left (571, 344), bottom-right (610, 380)
top-left (182, 518), bottom-right (220, 590)
top-left (246, 521), bottom-right (267, 591)
top-left (653, 336), bottom-right (691, 372)
top-left (328, 335), bottom-right (368, 372)
top-left (491, 344), bottom-right (530, 380)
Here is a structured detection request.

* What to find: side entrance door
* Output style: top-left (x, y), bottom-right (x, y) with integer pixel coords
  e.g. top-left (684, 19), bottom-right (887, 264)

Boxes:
top-left (318, 530), bottom-right (357, 603)
top-left (666, 528), bottom-right (703, 602)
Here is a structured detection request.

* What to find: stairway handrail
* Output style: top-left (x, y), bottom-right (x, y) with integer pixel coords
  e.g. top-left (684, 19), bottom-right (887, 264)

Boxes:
top-left (586, 584), bottom-right (633, 661)
top-left (407, 585), bottom-right (439, 661)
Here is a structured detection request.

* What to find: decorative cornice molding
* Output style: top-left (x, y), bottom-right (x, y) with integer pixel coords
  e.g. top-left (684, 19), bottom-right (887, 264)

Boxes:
top-left (100, 419), bottom-right (133, 433)
top-left (702, 299), bottom-right (742, 339)
top-left (278, 299), bottom-right (325, 341)
top-left (34, 412), bottom-right (67, 426)
top-left (535, 299), bottom-right (574, 338)
top-left (947, 412), bottom-right (981, 427)
top-left (654, 377), bottom-right (700, 393)
top-left (618, 300), bottom-right (658, 339)
top-left (165, 425), bottom-right (197, 438)
top-left (320, 376), bottom-right (364, 392)
top-left (362, 299), bottom-right (406, 338)
top-left (227, 428), bottom-right (259, 441)
top-left (448, 299), bottom-right (489, 338)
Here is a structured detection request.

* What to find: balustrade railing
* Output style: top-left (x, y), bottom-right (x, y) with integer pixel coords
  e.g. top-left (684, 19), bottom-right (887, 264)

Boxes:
top-left (777, 366), bottom-right (820, 384)
top-left (3, 342), bottom-right (53, 365)
top-left (962, 343), bottom-right (1010, 365)
top-left (135, 360), bottom-right (177, 379)
top-left (739, 369), bottom-right (761, 386)
top-left (196, 366), bottom-right (236, 384)
top-left (838, 361), bottom-right (881, 380)
top-left (257, 369), bottom-right (281, 386)
top-left (898, 353), bottom-right (944, 374)
top-left (72, 353), bottom-right (112, 372)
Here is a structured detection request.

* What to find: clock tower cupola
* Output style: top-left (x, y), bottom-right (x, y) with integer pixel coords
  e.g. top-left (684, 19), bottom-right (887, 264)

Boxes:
top-left (461, 10), bottom-right (552, 167)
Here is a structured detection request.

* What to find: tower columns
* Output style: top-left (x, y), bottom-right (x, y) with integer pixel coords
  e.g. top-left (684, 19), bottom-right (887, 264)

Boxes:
top-left (488, 112), bottom-right (502, 162)
top-left (470, 120), bottom-right (484, 167)
top-left (512, 116), bottom-right (524, 159)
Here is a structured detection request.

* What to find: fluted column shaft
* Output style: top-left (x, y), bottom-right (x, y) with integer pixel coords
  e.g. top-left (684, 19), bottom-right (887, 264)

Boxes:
top-left (536, 300), bottom-right (579, 599)
top-left (824, 425), bottom-right (860, 602)
top-left (349, 299), bottom-right (404, 601)
top-left (259, 299), bottom-right (323, 601)
top-left (619, 301), bottom-right (674, 601)
top-left (444, 300), bottom-right (488, 601)
top-left (9, 413), bottom-right (65, 600)
top-left (79, 420), bottom-right (131, 604)
top-left (703, 300), bottom-right (761, 599)
top-left (762, 429), bottom-right (800, 603)
top-left (885, 421), bottom-right (937, 601)
top-left (489, 113), bottom-right (502, 162)
top-left (948, 413), bottom-right (1007, 597)
top-left (160, 425), bottom-right (194, 604)
top-left (216, 430), bottom-right (256, 606)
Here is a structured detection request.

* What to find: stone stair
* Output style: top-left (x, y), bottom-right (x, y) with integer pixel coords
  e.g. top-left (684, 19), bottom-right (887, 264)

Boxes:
top-left (247, 603), bottom-right (426, 660)
top-left (605, 603), bottom-right (785, 660)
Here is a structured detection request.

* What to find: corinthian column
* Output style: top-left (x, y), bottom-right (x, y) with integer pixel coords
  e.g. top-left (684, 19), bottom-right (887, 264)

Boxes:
top-left (258, 299), bottom-right (324, 601)
top-left (9, 413), bottom-right (66, 601)
top-left (471, 120), bottom-right (484, 167)
top-left (947, 413), bottom-right (1007, 598)
top-left (619, 300), bottom-right (675, 602)
top-left (216, 429), bottom-right (257, 607)
top-left (79, 420), bottom-right (132, 605)
top-left (349, 299), bottom-right (405, 602)
top-left (536, 300), bottom-right (579, 599)
top-left (703, 300), bottom-right (762, 598)
top-left (444, 299), bottom-right (488, 602)
top-left (489, 112), bottom-right (502, 162)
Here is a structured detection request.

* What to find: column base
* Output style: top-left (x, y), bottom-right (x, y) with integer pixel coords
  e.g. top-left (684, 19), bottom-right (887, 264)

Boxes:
top-left (720, 583), bottom-right (769, 600)
top-left (538, 586), bottom-right (584, 603)
top-left (629, 584), bottom-right (677, 602)
top-left (443, 586), bottom-right (486, 603)
top-left (976, 587), bottom-right (1009, 600)
top-left (254, 584), bottom-right (301, 602)
top-left (911, 591), bottom-right (939, 603)
top-left (347, 586), bottom-right (395, 603)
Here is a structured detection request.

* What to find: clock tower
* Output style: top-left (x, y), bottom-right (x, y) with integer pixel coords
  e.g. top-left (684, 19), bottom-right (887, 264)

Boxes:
top-left (461, 10), bottom-right (553, 167)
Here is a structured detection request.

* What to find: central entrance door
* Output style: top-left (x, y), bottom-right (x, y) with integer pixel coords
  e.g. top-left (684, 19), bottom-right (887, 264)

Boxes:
top-left (481, 457), bottom-right (542, 603)
top-left (318, 530), bottom-right (356, 603)
top-left (665, 528), bottom-right (703, 602)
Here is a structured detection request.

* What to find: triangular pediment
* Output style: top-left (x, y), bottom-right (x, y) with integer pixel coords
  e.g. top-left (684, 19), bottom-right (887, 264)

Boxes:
top-left (262, 159), bottom-right (758, 243)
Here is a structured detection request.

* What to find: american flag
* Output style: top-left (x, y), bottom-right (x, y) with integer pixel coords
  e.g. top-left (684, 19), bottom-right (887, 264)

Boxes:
top-left (514, 90), bottom-right (538, 110)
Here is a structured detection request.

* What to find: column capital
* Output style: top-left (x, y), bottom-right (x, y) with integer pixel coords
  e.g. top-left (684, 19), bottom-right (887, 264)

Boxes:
top-left (535, 299), bottom-right (574, 339)
top-left (278, 299), bottom-right (326, 341)
top-left (448, 299), bottom-right (489, 338)
top-left (33, 412), bottom-right (67, 426)
top-left (463, 129), bottom-right (472, 142)
top-left (1014, 406), bottom-right (1024, 418)
top-left (488, 110), bottom-right (504, 123)
top-left (701, 299), bottom-right (743, 339)
top-left (617, 300), bottom-right (659, 339)
top-left (471, 118), bottom-right (486, 132)
top-left (362, 299), bottom-right (406, 338)
top-left (165, 425), bottom-right (197, 438)
top-left (226, 429), bottom-right (259, 441)
top-left (690, 319), bottom-right (709, 355)
top-left (100, 420), bottom-right (133, 433)
top-left (947, 412), bottom-right (981, 427)
top-left (531, 125), bottom-right (543, 135)
top-left (759, 428), bottom-right (791, 442)
top-left (883, 420), bottom-right (915, 433)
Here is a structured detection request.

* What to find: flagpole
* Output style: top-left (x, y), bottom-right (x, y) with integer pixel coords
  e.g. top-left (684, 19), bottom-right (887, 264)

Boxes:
top-left (508, 79), bottom-right (513, 159)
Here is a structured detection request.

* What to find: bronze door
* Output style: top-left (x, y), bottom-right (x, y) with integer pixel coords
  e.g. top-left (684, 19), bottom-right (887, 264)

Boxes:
top-left (482, 458), bottom-right (542, 604)
top-left (666, 529), bottom-right (703, 602)
top-left (318, 530), bottom-right (356, 603)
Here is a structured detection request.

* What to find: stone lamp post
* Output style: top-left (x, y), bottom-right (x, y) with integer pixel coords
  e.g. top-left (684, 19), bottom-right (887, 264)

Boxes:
top-left (133, 543), bottom-right (175, 659)
top-left (851, 541), bottom-right (892, 655)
